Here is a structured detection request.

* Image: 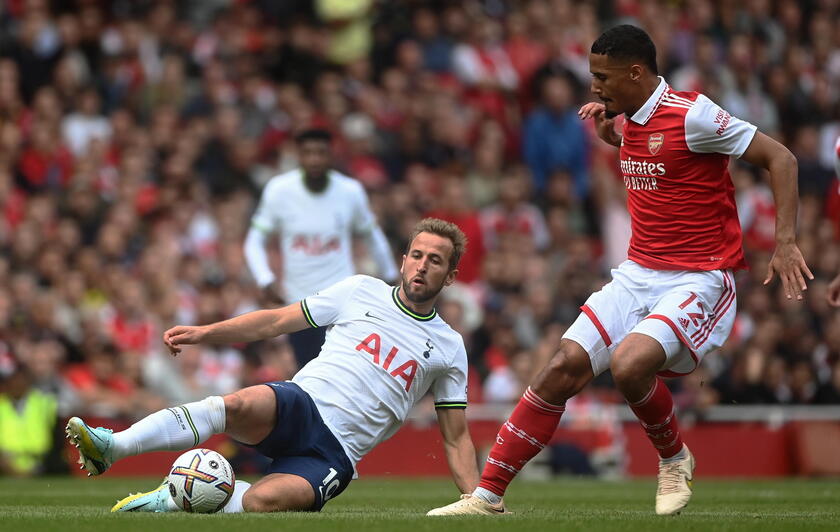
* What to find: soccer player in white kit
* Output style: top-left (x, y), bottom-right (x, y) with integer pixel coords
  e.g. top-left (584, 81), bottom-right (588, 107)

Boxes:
top-left (66, 219), bottom-right (479, 513)
top-left (244, 128), bottom-right (399, 367)
top-left (430, 24), bottom-right (812, 517)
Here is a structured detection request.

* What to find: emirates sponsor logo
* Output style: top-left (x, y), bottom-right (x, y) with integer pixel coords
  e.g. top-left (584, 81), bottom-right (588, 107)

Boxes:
top-left (648, 133), bottom-right (664, 155)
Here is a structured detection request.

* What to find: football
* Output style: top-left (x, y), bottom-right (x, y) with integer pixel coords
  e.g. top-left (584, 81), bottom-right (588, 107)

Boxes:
top-left (167, 449), bottom-right (235, 513)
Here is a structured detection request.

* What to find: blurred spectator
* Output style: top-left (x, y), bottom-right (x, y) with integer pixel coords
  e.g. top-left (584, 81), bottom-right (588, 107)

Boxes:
top-left (0, 358), bottom-right (62, 476)
top-left (523, 70), bottom-right (590, 199)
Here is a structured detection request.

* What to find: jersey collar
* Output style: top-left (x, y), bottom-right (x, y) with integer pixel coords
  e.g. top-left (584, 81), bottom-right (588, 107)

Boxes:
top-left (628, 76), bottom-right (668, 125)
top-left (391, 286), bottom-right (437, 321)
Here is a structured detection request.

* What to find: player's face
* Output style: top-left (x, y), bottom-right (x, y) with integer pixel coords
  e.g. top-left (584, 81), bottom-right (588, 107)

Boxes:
top-left (400, 232), bottom-right (458, 303)
top-left (299, 140), bottom-right (331, 179)
top-left (589, 53), bottom-right (639, 118)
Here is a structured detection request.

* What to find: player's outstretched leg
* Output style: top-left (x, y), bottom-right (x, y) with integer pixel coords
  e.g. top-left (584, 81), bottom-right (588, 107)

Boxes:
top-left (66, 396), bottom-right (226, 476)
top-left (427, 386), bottom-right (566, 515)
top-left (428, 342), bottom-right (592, 516)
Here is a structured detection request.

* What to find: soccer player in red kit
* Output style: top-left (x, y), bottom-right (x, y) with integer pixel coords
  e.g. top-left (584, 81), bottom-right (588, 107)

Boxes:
top-left (429, 24), bottom-right (813, 517)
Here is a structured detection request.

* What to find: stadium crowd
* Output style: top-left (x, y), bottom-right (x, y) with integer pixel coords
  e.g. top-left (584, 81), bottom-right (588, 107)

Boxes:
top-left (1, 0), bottom-right (840, 474)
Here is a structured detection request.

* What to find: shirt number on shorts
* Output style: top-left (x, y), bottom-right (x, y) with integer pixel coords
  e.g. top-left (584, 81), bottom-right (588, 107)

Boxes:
top-left (319, 467), bottom-right (340, 503)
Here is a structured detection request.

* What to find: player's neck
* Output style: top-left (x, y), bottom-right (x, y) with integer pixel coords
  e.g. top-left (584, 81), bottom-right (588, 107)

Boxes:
top-left (626, 75), bottom-right (661, 117)
top-left (396, 286), bottom-right (436, 316)
top-left (303, 172), bottom-right (329, 193)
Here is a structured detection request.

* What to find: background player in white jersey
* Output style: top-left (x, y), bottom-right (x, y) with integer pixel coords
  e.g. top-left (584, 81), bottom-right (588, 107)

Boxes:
top-left (66, 218), bottom-right (478, 513)
top-left (244, 128), bottom-right (399, 367)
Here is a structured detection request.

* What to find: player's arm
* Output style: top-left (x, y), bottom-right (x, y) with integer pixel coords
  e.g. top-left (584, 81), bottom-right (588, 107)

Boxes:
top-left (352, 185), bottom-right (399, 283)
top-left (244, 226), bottom-right (284, 304)
top-left (435, 407), bottom-right (480, 494)
top-left (163, 303), bottom-right (310, 355)
top-left (245, 180), bottom-right (285, 304)
top-left (578, 102), bottom-right (621, 147)
top-left (740, 132), bottom-right (814, 300)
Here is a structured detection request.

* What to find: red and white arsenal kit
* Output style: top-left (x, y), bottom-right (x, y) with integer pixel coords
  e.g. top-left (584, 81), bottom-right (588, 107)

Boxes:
top-left (564, 78), bottom-right (757, 376)
top-left (620, 78), bottom-right (756, 271)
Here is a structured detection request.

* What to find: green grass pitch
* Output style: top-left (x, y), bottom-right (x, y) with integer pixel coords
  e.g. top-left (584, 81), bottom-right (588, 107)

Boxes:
top-left (1, 476), bottom-right (838, 531)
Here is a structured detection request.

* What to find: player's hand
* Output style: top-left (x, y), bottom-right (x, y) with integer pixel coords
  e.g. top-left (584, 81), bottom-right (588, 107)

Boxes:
top-left (764, 241), bottom-right (814, 301)
top-left (827, 273), bottom-right (840, 306)
top-left (163, 325), bottom-right (207, 356)
top-left (578, 102), bottom-right (621, 147)
top-left (261, 281), bottom-right (286, 306)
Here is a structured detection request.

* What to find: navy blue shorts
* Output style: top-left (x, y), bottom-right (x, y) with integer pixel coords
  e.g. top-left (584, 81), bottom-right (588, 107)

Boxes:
top-left (247, 381), bottom-right (353, 511)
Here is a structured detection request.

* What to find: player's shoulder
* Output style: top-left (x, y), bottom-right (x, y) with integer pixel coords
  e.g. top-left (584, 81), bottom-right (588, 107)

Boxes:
top-left (262, 169), bottom-right (302, 193)
top-left (429, 312), bottom-right (468, 355)
top-left (657, 89), bottom-right (700, 117)
top-left (682, 92), bottom-right (733, 131)
top-left (329, 170), bottom-right (367, 194)
top-left (339, 274), bottom-right (391, 298)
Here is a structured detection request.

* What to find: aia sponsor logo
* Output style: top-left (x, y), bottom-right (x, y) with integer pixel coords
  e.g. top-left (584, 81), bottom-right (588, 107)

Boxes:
top-left (648, 133), bottom-right (664, 155)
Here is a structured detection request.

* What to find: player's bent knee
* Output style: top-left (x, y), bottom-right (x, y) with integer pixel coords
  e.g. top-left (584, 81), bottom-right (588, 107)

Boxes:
top-left (609, 353), bottom-right (637, 385)
top-left (533, 346), bottom-right (593, 403)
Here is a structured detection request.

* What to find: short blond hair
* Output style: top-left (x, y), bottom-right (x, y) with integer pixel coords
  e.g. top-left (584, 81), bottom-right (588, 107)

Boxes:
top-left (407, 218), bottom-right (468, 271)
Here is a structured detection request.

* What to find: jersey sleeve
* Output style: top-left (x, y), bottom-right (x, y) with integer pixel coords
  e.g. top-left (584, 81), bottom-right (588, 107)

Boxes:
top-left (350, 182), bottom-right (376, 235)
top-left (684, 94), bottom-right (757, 158)
top-left (431, 341), bottom-right (469, 409)
top-left (250, 180), bottom-right (280, 233)
top-left (300, 275), bottom-right (366, 328)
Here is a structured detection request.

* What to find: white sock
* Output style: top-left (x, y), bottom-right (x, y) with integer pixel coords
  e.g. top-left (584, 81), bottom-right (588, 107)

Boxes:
top-left (112, 396), bottom-right (226, 460)
top-left (473, 487), bottom-right (502, 505)
top-left (660, 445), bottom-right (687, 464)
top-left (221, 480), bottom-right (252, 513)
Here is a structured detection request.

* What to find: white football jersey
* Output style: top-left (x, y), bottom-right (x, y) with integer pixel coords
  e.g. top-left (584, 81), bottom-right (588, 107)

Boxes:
top-left (250, 169), bottom-right (379, 302)
top-left (291, 275), bottom-right (469, 467)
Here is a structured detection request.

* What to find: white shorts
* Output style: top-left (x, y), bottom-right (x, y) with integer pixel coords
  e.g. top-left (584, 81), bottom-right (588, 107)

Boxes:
top-left (563, 260), bottom-right (736, 377)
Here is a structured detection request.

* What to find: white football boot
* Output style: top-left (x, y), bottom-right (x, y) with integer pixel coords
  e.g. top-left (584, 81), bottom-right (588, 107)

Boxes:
top-left (655, 445), bottom-right (695, 515)
top-left (427, 494), bottom-right (507, 516)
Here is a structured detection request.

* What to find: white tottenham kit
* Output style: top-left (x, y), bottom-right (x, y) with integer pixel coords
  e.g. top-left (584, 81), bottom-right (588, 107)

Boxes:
top-left (291, 275), bottom-right (469, 467)
top-left (247, 169), bottom-right (398, 302)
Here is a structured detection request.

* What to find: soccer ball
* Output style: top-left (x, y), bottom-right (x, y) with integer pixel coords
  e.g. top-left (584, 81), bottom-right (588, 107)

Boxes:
top-left (167, 448), bottom-right (235, 513)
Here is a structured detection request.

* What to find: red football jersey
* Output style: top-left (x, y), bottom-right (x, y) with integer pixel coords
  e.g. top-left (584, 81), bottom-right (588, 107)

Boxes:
top-left (619, 78), bottom-right (756, 271)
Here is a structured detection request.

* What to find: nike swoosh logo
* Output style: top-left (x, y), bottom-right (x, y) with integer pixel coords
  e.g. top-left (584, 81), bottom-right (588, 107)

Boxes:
top-left (365, 311), bottom-right (385, 321)
top-left (129, 502), bottom-right (150, 511)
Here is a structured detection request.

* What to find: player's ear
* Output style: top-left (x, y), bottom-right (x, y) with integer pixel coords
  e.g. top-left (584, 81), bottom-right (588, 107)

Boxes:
top-left (629, 63), bottom-right (643, 82)
top-left (444, 268), bottom-right (458, 286)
